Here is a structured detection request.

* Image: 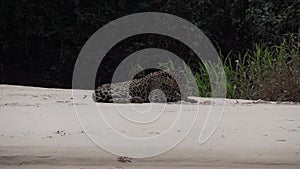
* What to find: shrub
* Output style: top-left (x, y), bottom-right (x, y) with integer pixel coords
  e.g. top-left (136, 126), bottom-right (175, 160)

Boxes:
top-left (197, 32), bottom-right (300, 102)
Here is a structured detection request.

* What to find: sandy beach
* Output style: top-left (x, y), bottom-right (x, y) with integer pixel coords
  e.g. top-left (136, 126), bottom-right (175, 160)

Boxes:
top-left (0, 85), bottom-right (299, 169)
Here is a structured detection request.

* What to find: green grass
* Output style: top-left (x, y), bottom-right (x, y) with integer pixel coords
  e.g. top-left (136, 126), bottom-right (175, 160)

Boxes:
top-left (196, 32), bottom-right (300, 102)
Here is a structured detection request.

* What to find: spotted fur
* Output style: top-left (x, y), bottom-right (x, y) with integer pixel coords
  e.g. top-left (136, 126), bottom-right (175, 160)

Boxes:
top-left (92, 70), bottom-right (196, 103)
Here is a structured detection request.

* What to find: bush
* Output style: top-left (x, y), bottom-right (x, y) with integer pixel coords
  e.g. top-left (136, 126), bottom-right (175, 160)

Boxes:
top-left (197, 32), bottom-right (300, 102)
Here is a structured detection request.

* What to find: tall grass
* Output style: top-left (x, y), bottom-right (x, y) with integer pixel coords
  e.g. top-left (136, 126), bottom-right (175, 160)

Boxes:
top-left (196, 32), bottom-right (300, 102)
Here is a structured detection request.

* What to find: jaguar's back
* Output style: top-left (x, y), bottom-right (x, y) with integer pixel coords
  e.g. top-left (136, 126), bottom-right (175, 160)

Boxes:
top-left (92, 70), bottom-right (195, 103)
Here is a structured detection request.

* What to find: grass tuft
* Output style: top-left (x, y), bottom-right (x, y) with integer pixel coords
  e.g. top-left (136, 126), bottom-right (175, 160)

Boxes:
top-left (196, 32), bottom-right (300, 102)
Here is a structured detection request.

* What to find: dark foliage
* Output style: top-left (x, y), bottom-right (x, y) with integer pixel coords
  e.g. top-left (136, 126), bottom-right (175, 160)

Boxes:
top-left (0, 0), bottom-right (299, 88)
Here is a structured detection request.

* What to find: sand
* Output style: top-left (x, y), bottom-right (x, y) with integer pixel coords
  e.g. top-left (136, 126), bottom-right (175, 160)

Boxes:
top-left (0, 85), bottom-right (299, 169)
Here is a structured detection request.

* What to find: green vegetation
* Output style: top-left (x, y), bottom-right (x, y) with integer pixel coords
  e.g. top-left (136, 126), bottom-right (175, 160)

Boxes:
top-left (196, 32), bottom-right (300, 102)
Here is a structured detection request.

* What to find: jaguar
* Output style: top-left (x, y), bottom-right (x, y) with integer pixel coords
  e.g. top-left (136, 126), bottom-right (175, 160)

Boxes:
top-left (92, 70), bottom-right (197, 103)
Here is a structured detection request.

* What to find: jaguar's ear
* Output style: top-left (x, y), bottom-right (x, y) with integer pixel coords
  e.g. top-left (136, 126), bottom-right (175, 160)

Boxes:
top-left (164, 68), bottom-right (170, 73)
